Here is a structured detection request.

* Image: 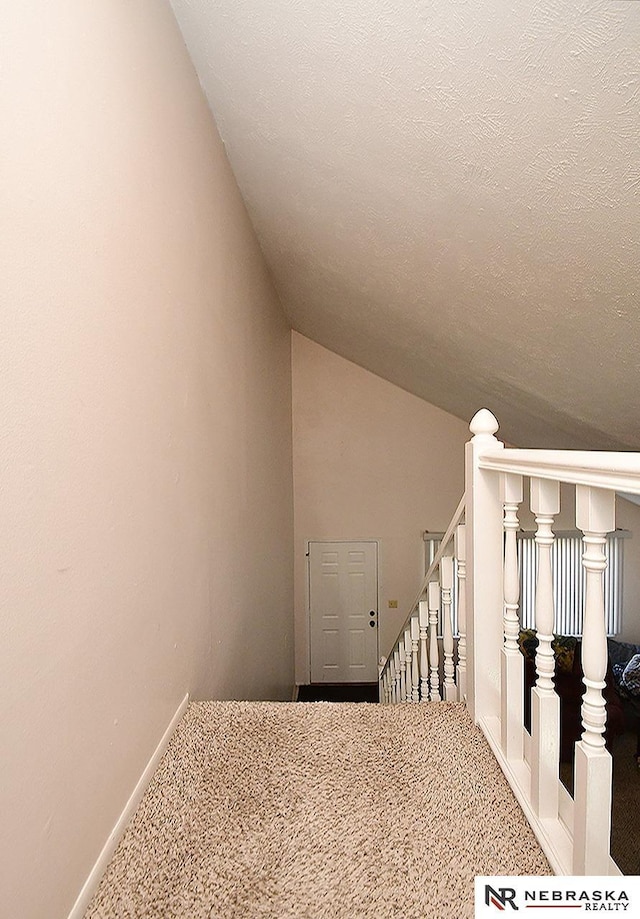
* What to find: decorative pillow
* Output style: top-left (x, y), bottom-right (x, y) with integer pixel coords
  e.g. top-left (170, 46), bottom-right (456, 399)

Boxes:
top-left (607, 638), bottom-right (640, 666)
top-left (612, 662), bottom-right (627, 690)
top-left (621, 654), bottom-right (640, 696)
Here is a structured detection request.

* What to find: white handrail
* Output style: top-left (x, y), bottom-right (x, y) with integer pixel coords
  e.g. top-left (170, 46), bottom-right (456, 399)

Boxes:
top-left (478, 448), bottom-right (640, 493)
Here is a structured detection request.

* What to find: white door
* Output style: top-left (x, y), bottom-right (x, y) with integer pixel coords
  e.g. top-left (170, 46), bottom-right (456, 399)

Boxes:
top-left (309, 541), bottom-right (378, 682)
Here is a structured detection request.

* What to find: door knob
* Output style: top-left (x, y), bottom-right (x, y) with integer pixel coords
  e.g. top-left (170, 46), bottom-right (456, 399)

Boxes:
top-left (369, 620), bottom-right (376, 628)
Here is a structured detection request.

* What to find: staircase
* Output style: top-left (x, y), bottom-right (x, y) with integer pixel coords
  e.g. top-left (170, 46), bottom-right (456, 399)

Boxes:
top-left (85, 701), bottom-right (548, 919)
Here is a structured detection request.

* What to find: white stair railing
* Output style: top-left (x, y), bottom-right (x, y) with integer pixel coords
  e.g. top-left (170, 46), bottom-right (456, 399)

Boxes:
top-left (378, 495), bottom-right (465, 705)
top-left (467, 408), bottom-right (640, 877)
top-left (379, 407), bottom-right (640, 877)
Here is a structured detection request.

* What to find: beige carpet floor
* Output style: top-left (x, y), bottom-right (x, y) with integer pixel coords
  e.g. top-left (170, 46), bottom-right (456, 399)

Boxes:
top-left (86, 701), bottom-right (549, 919)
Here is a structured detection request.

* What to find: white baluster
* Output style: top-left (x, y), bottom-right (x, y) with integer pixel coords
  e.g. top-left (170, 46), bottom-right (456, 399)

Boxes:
top-left (573, 485), bottom-right (615, 875)
top-left (388, 655), bottom-right (395, 704)
top-left (501, 473), bottom-right (524, 761)
top-left (393, 647), bottom-right (401, 704)
top-left (410, 614), bottom-right (420, 702)
top-left (403, 627), bottom-right (412, 703)
top-left (455, 524), bottom-right (467, 702)
top-left (398, 643), bottom-right (406, 704)
top-left (428, 580), bottom-right (441, 702)
top-left (530, 477), bottom-right (560, 819)
top-left (441, 556), bottom-right (456, 701)
top-left (418, 599), bottom-right (429, 701)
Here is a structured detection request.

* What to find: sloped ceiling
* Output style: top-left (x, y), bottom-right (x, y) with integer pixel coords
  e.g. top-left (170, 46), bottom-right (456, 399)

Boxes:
top-left (170, 0), bottom-right (640, 449)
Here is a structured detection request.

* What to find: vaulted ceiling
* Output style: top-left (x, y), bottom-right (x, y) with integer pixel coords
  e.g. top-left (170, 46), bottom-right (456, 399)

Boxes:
top-left (170, 0), bottom-right (640, 449)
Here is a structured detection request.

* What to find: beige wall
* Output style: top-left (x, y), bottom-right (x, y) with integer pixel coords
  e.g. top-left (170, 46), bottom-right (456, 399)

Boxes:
top-left (292, 333), bottom-right (469, 681)
top-left (1, 3), bottom-right (293, 918)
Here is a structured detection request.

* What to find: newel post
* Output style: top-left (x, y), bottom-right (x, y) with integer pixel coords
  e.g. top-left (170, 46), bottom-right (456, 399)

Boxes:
top-left (573, 485), bottom-right (615, 875)
top-left (465, 409), bottom-right (504, 723)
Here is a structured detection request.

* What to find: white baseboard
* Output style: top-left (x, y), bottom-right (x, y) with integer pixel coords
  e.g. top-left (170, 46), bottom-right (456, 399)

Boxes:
top-left (67, 693), bottom-right (190, 919)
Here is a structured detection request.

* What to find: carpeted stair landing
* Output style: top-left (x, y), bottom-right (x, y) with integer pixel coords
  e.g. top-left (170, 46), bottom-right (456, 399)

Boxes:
top-left (86, 701), bottom-right (549, 919)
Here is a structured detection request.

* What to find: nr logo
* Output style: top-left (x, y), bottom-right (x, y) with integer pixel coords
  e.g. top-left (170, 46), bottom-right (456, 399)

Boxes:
top-left (485, 885), bottom-right (519, 911)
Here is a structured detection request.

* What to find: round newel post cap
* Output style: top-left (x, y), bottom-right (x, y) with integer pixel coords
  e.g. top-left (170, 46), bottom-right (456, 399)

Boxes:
top-left (469, 408), bottom-right (499, 439)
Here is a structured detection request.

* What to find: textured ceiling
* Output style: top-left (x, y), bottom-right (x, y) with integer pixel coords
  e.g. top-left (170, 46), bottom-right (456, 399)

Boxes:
top-left (170, 0), bottom-right (640, 449)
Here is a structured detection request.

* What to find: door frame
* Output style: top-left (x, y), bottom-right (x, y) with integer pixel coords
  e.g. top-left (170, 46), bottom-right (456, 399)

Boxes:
top-left (305, 538), bottom-right (381, 683)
